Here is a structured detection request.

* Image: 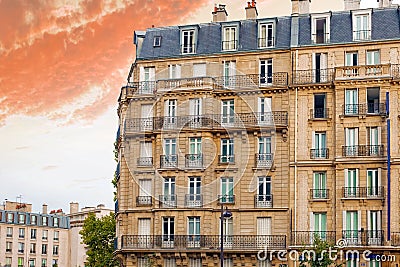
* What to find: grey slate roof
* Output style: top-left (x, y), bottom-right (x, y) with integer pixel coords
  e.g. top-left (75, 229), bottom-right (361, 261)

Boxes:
top-left (135, 7), bottom-right (400, 60)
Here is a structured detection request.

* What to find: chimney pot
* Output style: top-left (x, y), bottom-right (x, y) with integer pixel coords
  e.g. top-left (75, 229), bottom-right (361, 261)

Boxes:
top-left (212, 3), bottom-right (228, 22)
top-left (245, 1), bottom-right (258, 20)
top-left (42, 204), bottom-right (48, 214)
top-left (291, 0), bottom-right (311, 15)
top-left (69, 202), bottom-right (79, 214)
top-left (344, 0), bottom-right (361, 10)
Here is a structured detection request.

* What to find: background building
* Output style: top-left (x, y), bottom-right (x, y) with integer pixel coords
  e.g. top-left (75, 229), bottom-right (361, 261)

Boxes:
top-left (115, 0), bottom-right (400, 266)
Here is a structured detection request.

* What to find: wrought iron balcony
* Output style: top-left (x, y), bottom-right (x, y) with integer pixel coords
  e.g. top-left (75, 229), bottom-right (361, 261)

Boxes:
top-left (219, 155), bottom-right (235, 164)
top-left (137, 157), bottom-right (153, 167)
top-left (292, 68), bottom-right (334, 84)
top-left (185, 194), bottom-right (203, 208)
top-left (185, 154), bottom-right (203, 168)
top-left (214, 73), bottom-right (288, 88)
top-left (343, 103), bottom-right (386, 116)
top-left (255, 153), bottom-right (273, 168)
top-left (157, 77), bottom-right (215, 91)
top-left (342, 186), bottom-right (384, 199)
top-left (121, 235), bottom-right (286, 250)
top-left (310, 189), bottom-right (329, 200)
top-left (222, 40), bottom-right (238, 51)
top-left (342, 145), bottom-right (384, 157)
top-left (218, 195), bottom-right (235, 204)
top-left (342, 230), bottom-right (384, 246)
top-left (353, 30), bottom-right (371, 41)
top-left (255, 194), bottom-right (273, 208)
top-left (310, 149), bottom-right (329, 159)
top-left (181, 44), bottom-right (196, 54)
top-left (126, 81), bottom-right (156, 95)
top-left (258, 37), bottom-right (275, 48)
top-left (291, 231), bottom-right (336, 246)
top-left (310, 108), bottom-right (329, 119)
top-left (312, 32), bottom-right (330, 44)
top-left (335, 64), bottom-right (391, 80)
top-left (159, 195), bottom-right (177, 208)
top-left (136, 196), bottom-right (152, 206)
top-left (160, 155), bottom-right (178, 168)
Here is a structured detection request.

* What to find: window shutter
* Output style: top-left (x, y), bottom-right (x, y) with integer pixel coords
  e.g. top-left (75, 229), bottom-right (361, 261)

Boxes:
top-left (139, 66), bottom-right (145, 82)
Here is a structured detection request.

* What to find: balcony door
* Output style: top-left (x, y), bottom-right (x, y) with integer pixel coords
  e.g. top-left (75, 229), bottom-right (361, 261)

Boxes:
top-left (312, 132), bottom-right (327, 158)
top-left (312, 213), bottom-right (327, 240)
top-left (221, 177), bottom-right (234, 203)
top-left (260, 59), bottom-right (273, 86)
top-left (313, 53), bottom-right (328, 82)
top-left (141, 104), bottom-right (153, 131)
top-left (257, 176), bottom-right (272, 207)
top-left (162, 177), bottom-right (176, 207)
top-left (257, 217), bottom-right (271, 248)
top-left (258, 97), bottom-right (272, 125)
top-left (188, 217), bottom-right (201, 247)
top-left (138, 218), bottom-right (151, 248)
top-left (221, 139), bottom-right (234, 163)
top-left (188, 177), bottom-right (201, 207)
top-left (188, 138), bottom-right (202, 168)
top-left (345, 89), bottom-right (358, 115)
top-left (221, 99), bottom-right (235, 125)
top-left (345, 128), bottom-right (359, 156)
top-left (163, 139), bottom-right (177, 167)
top-left (366, 88), bottom-right (380, 114)
top-left (345, 169), bottom-right (359, 197)
top-left (313, 172), bottom-right (327, 199)
top-left (313, 94), bottom-right (326, 119)
top-left (139, 141), bottom-right (152, 166)
top-left (221, 217), bottom-right (233, 248)
top-left (367, 169), bottom-right (380, 197)
top-left (139, 66), bottom-right (155, 94)
top-left (189, 98), bottom-right (202, 127)
top-left (223, 61), bottom-right (236, 88)
top-left (367, 211), bottom-right (382, 245)
top-left (345, 52), bottom-right (358, 76)
top-left (367, 127), bottom-right (381, 156)
top-left (138, 179), bottom-right (152, 205)
top-left (162, 217), bottom-right (175, 248)
top-left (164, 99), bottom-right (177, 129)
top-left (344, 211), bottom-right (361, 245)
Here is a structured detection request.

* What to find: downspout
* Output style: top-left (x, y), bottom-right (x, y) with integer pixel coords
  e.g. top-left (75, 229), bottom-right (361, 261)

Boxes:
top-left (294, 49), bottom-right (299, 235)
top-left (386, 91), bottom-right (391, 241)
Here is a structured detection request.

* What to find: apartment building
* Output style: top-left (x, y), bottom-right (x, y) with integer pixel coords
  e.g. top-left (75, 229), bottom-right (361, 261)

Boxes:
top-left (114, 0), bottom-right (400, 266)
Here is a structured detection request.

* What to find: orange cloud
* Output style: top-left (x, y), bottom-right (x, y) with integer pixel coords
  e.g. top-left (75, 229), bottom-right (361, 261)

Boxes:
top-left (0, 0), bottom-right (209, 124)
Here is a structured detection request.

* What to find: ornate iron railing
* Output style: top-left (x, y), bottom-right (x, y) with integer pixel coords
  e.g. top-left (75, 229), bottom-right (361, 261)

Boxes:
top-left (137, 157), bottom-right (153, 166)
top-left (310, 189), bottom-right (329, 200)
top-left (159, 195), bottom-right (177, 208)
top-left (292, 69), bottom-right (334, 84)
top-left (254, 194), bottom-right (273, 208)
top-left (342, 186), bottom-right (384, 199)
top-left (342, 230), bottom-right (384, 246)
top-left (343, 103), bottom-right (386, 116)
top-left (310, 108), bottom-right (329, 119)
top-left (136, 196), bottom-right (152, 206)
top-left (310, 148), bottom-right (329, 159)
top-left (342, 145), bottom-right (384, 157)
top-left (291, 231), bottom-right (336, 246)
top-left (255, 153), bottom-right (273, 168)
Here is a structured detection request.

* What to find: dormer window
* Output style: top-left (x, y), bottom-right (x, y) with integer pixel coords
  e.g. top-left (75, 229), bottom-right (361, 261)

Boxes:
top-left (311, 14), bottom-right (330, 44)
top-left (258, 21), bottom-right (275, 48)
top-left (181, 29), bottom-right (196, 54)
top-left (153, 36), bottom-right (161, 47)
top-left (222, 26), bottom-right (238, 51)
top-left (352, 10), bottom-right (371, 41)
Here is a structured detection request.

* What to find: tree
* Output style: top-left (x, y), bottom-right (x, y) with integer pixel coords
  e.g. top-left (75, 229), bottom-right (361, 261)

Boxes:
top-left (299, 235), bottom-right (343, 267)
top-left (79, 212), bottom-right (118, 267)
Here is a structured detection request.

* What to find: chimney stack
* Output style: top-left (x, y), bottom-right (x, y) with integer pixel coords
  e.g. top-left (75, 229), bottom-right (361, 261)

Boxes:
top-left (212, 4), bottom-right (228, 22)
top-left (378, 0), bottom-right (392, 8)
top-left (245, 1), bottom-right (258, 20)
top-left (42, 204), bottom-right (48, 214)
top-left (344, 0), bottom-right (361, 10)
top-left (69, 202), bottom-right (79, 214)
top-left (291, 0), bottom-right (311, 15)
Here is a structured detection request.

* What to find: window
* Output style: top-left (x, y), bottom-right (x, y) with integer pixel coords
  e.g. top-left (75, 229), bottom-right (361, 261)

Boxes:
top-left (52, 260), bottom-right (58, 266)
top-left (5, 257), bottom-right (12, 267)
top-left (6, 227), bottom-right (12, 237)
top-left (312, 213), bottom-right (327, 240)
top-left (18, 258), bottom-right (24, 267)
top-left (314, 53), bottom-right (328, 82)
top-left (345, 52), bottom-right (358, 76)
top-left (367, 87), bottom-right (380, 114)
top-left (164, 258), bottom-right (177, 267)
top-left (138, 179), bottom-right (152, 205)
top-left (30, 243), bottom-right (36, 254)
top-left (312, 132), bottom-right (327, 159)
top-left (256, 176), bottom-right (272, 207)
top-left (29, 259), bottom-right (35, 267)
top-left (258, 259), bottom-right (272, 267)
top-left (41, 244), bottom-right (47, 255)
top-left (344, 89), bottom-right (358, 115)
top-left (220, 177), bottom-right (234, 203)
top-left (153, 36), bottom-right (161, 47)
top-left (137, 218), bottom-right (151, 248)
top-left (187, 138), bottom-right (202, 168)
top-left (139, 66), bottom-right (155, 94)
top-left (169, 64), bottom-right (181, 79)
top-left (367, 127), bottom-right (381, 155)
top-left (42, 216), bottom-right (47, 226)
top-left (181, 29), bottom-right (196, 54)
top-left (313, 93), bottom-right (327, 119)
top-left (257, 137), bottom-right (272, 168)
top-left (53, 245), bottom-right (59, 255)
top-left (345, 128), bottom-right (359, 156)
top-left (313, 172), bottom-right (327, 199)
top-left (42, 230), bottom-right (48, 240)
top-left (41, 259), bottom-right (47, 267)
top-left (223, 61), bottom-right (236, 87)
top-left (31, 215), bottom-right (37, 225)
top-left (19, 228), bottom-right (25, 238)
top-left (162, 217), bottom-right (174, 247)
top-left (189, 258), bottom-right (202, 267)
top-left (345, 169), bottom-right (359, 197)
top-left (53, 217), bottom-right (59, 227)
top-left (221, 99), bottom-right (235, 125)
top-left (221, 217), bottom-right (233, 246)
top-left (223, 258), bottom-right (233, 267)
top-left (220, 139), bottom-right (234, 163)
top-left (164, 99), bottom-right (177, 128)
top-left (7, 212), bottom-right (14, 223)
top-left (138, 257), bottom-right (150, 267)
top-left (187, 177), bottom-right (202, 207)
top-left (366, 50), bottom-right (380, 66)
top-left (54, 231), bottom-right (59, 241)
top-left (18, 242), bottom-right (24, 253)
top-left (187, 217), bottom-right (201, 247)
top-left (260, 59), bottom-right (273, 85)
top-left (312, 15), bottom-right (330, 44)
top-left (257, 97), bottom-right (272, 124)
top-left (6, 241), bottom-right (12, 252)
top-left (161, 177), bottom-right (176, 207)
top-left (222, 26), bottom-right (237, 51)
top-left (344, 211), bottom-right (360, 246)
top-left (369, 260), bottom-right (381, 267)
top-left (19, 214), bottom-right (25, 224)
top-left (353, 12), bottom-right (371, 41)
top-left (367, 169), bottom-right (380, 197)
top-left (259, 22), bottom-right (274, 48)
top-left (368, 211), bottom-right (382, 245)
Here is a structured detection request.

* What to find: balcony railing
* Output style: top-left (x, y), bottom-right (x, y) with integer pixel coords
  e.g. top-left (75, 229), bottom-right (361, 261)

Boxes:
top-left (342, 230), bottom-right (384, 246)
top-left (292, 69), bottom-right (334, 84)
top-left (255, 194), bottom-right (273, 208)
top-left (353, 30), bottom-right (371, 41)
top-left (214, 73), bottom-right (288, 88)
top-left (291, 231), bottom-right (336, 246)
top-left (222, 40), bottom-right (238, 51)
top-left (255, 153), bottom-right (273, 168)
top-left (136, 196), bottom-right (152, 206)
top-left (219, 155), bottom-right (235, 164)
top-left (157, 77), bottom-right (215, 91)
top-left (137, 157), bottom-right (153, 166)
top-left (312, 33), bottom-right (330, 44)
top-left (160, 155), bottom-right (178, 168)
top-left (342, 186), bottom-right (385, 199)
top-left (392, 64), bottom-right (400, 79)
top-left (342, 145), bottom-right (384, 157)
top-left (310, 189), bottom-right (329, 199)
top-left (159, 195), bottom-right (177, 208)
top-left (181, 44), bottom-right (196, 54)
top-left (343, 103), bottom-right (386, 116)
top-left (391, 232), bottom-right (400, 246)
top-left (310, 108), bottom-right (329, 119)
top-left (218, 195), bottom-right (235, 204)
top-left (185, 194), bottom-right (203, 208)
top-left (121, 235), bottom-right (286, 250)
top-left (335, 64), bottom-right (391, 80)
top-left (310, 149), bottom-right (329, 159)
top-left (185, 154), bottom-right (203, 168)
top-left (126, 81), bottom-right (156, 95)
top-left (258, 37), bottom-right (275, 48)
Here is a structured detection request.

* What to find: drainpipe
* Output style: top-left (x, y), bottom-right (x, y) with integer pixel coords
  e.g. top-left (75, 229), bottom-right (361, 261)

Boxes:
top-left (386, 91), bottom-right (391, 241)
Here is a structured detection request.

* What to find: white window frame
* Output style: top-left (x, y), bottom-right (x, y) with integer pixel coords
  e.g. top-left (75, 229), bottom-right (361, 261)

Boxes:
top-left (153, 36), bottom-right (161, 47)
top-left (258, 20), bottom-right (275, 48)
top-left (260, 59), bottom-right (273, 86)
top-left (181, 28), bottom-right (196, 54)
top-left (311, 13), bottom-right (331, 44)
top-left (222, 25), bottom-right (238, 51)
top-left (352, 10), bottom-right (372, 41)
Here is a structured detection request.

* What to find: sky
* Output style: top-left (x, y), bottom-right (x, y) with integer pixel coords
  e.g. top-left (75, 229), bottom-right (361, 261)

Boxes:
top-left (0, 0), bottom-right (396, 214)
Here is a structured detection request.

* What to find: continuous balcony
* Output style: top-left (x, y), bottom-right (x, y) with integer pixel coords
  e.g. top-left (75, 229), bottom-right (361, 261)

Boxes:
top-left (121, 235), bottom-right (286, 250)
top-left (255, 153), bottom-right (273, 168)
top-left (136, 196), bottom-right (152, 206)
top-left (157, 77), bottom-right (215, 91)
top-left (159, 195), bottom-right (177, 208)
top-left (342, 230), bottom-right (384, 246)
top-left (185, 194), bottom-right (203, 208)
top-left (309, 189), bottom-right (329, 200)
top-left (292, 68), bottom-right (334, 85)
top-left (137, 157), bottom-right (153, 167)
top-left (342, 186), bottom-right (385, 199)
top-left (342, 145), bottom-right (384, 157)
top-left (310, 149), bottom-right (329, 159)
top-left (160, 155), bottom-right (178, 168)
top-left (291, 231), bottom-right (336, 246)
top-left (214, 73), bottom-right (288, 89)
top-left (218, 195), bottom-right (235, 204)
top-left (335, 64), bottom-right (391, 80)
top-left (310, 108), bottom-right (329, 119)
top-left (254, 194), bottom-right (273, 208)
top-left (342, 103), bottom-right (386, 116)
top-left (185, 154), bottom-right (203, 169)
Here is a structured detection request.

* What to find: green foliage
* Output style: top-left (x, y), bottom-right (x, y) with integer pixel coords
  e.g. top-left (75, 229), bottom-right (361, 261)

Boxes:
top-left (299, 235), bottom-right (342, 267)
top-left (112, 172), bottom-right (118, 202)
top-left (79, 213), bottom-right (118, 267)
